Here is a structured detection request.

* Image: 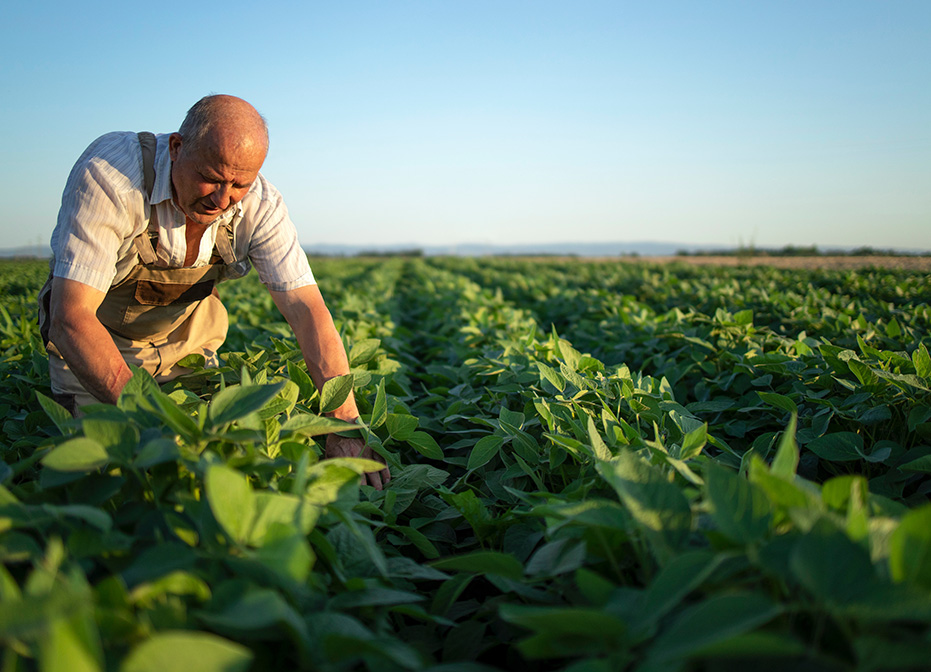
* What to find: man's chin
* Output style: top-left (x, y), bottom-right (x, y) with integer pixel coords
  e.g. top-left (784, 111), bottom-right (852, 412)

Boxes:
top-left (187, 208), bottom-right (225, 225)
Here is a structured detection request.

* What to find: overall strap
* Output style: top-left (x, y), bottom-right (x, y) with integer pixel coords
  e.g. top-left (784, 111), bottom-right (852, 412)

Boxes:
top-left (138, 132), bottom-right (157, 198)
top-left (214, 222), bottom-right (237, 265)
top-left (134, 132), bottom-right (159, 265)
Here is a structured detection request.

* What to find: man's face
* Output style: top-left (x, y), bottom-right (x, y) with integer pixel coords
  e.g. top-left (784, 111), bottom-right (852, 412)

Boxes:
top-left (168, 132), bottom-right (266, 226)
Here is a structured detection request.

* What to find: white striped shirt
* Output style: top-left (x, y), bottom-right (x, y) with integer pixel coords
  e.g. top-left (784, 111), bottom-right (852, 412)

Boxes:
top-left (51, 131), bottom-right (315, 293)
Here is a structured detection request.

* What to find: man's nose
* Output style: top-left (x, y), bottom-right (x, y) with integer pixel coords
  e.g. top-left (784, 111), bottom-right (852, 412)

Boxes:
top-left (211, 184), bottom-right (233, 210)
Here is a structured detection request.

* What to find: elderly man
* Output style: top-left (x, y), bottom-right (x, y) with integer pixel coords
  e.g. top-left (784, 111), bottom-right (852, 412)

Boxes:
top-left (39, 94), bottom-right (389, 488)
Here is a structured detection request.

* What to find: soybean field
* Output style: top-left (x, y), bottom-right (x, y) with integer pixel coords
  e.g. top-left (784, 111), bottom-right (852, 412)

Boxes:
top-left (1, 256), bottom-right (931, 672)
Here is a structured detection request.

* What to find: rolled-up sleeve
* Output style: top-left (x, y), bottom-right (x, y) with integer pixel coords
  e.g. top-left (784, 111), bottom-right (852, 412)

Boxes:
top-left (51, 133), bottom-right (144, 292)
top-left (240, 175), bottom-right (316, 292)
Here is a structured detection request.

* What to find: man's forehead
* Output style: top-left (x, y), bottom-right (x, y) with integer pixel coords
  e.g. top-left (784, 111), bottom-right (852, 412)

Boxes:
top-left (196, 136), bottom-right (265, 173)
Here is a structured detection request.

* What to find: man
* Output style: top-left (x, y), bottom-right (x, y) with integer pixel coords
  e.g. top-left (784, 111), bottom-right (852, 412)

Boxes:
top-left (40, 94), bottom-right (389, 488)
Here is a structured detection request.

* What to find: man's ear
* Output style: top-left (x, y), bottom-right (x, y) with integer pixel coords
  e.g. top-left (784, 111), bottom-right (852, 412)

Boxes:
top-left (168, 133), bottom-right (183, 161)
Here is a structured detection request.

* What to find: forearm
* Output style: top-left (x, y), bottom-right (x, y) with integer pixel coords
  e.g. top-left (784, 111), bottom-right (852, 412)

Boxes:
top-left (300, 313), bottom-right (360, 421)
top-left (49, 278), bottom-right (133, 404)
top-left (271, 285), bottom-right (360, 422)
top-left (50, 314), bottom-right (132, 404)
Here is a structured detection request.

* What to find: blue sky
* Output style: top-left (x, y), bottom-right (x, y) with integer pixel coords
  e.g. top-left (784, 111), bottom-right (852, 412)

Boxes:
top-left (2, 1), bottom-right (929, 252)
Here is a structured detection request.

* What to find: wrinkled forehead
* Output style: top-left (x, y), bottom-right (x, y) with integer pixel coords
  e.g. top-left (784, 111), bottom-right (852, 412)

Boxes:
top-left (196, 131), bottom-right (267, 173)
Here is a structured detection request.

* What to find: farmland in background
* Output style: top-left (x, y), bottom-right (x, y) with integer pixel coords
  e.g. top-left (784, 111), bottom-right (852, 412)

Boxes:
top-left (1, 255), bottom-right (930, 672)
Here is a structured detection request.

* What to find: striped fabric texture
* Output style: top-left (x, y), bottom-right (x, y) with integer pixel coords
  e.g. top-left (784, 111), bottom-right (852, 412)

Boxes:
top-left (51, 131), bottom-right (315, 293)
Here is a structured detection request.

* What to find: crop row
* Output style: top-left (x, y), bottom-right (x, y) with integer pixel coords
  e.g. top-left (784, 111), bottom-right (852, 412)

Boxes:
top-left (0, 257), bottom-right (930, 672)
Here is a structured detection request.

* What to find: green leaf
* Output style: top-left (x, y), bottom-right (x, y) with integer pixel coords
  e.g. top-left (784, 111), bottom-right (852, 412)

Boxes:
top-left (39, 610), bottom-right (103, 672)
top-left (889, 504), bottom-right (931, 589)
top-left (176, 353), bottom-right (206, 369)
top-left (498, 407), bottom-right (525, 432)
top-left (287, 361), bottom-right (315, 400)
top-left (807, 432), bottom-right (863, 462)
top-left (197, 587), bottom-right (309, 638)
top-left (48, 504), bottom-right (112, 531)
top-left (885, 318), bottom-right (902, 338)
top-left (596, 451), bottom-right (692, 557)
top-left (638, 550), bottom-right (721, 630)
top-left (82, 419), bottom-right (139, 465)
top-left (499, 604), bottom-right (627, 659)
top-left (467, 436), bottom-right (503, 471)
top-left (648, 592), bottom-right (782, 663)
top-left (249, 492), bottom-right (319, 544)
top-left (370, 378), bottom-right (387, 429)
top-left (900, 454), bottom-right (931, 473)
top-left (770, 414), bottom-right (799, 478)
top-left (757, 391), bottom-right (798, 415)
top-left (42, 438), bottom-right (108, 472)
top-left (557, 339), bottom-right (582, 370)
top-left (790, 521), bottom-right (876, 604)
top-left (857, 636), bottom-right (931, 672)
top-left (120, 631), bottom-right (252, 672)
top-left (536, 362), bottom-right (566, 392)
top-left (525, 538), bottom-right (587, 578)
top-left (691, 631), bottom-right (806, 659)
top-left (705, 463), bottom-right (771, 545)
top-left (821, 475), bottom-right (868, 512)
top-left (147, 391), bottom-right (201, 441)
top-left (305, 462), bottom-right (368, 506)
top-left (329, 587), bottom-right (425, 610)
top-left (679, 423), bottom-right (707, 460)
top-left (252, 525), bottom-right (315, 583)
top-left (349, 338), bottom-right (381, 366)
top-left (134, 438), bottom-right (180, 468)
top-left (913, 343), bottom-right (931, 378)
top-left (407, 431), bottom-right (444, 460)
top-left (36, 391), bottom-right (74, 434)
top-left (320, 374), bottom-right (354, 414)
top-left (586, 415), bottom-right (612, 461)
top-left (205, 465), bottom-right (255, 546)
top-left (280, 414), bottom-right (360, 437)
top-left (121, 543), bottom-right (196, 587)
top-left (118, 366), bottom-right (163, 409)
top-left (386, 413), bottom-right (419, 441)
top-left (129, 571), bottom-right (211, 606)
top-left (733, 309), bottom-right (753, 325)
top-left (208, 382), bottom-right (284, 428)
top-left (749, 457), bottom-right (819, 511)
top-left (430, 551), bottom-right (524, 580)
top-left (310, 612), bottom-right (421, 668)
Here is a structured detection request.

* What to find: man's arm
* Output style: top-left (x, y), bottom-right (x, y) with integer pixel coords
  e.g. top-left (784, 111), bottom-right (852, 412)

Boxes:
top-left (48, 278), bottom-right (133, 404)
top-left (269, 283), bottom-right (390, 489)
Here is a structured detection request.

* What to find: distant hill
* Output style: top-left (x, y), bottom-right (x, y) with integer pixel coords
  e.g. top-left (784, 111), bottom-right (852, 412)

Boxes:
top-left (305, 241), bottom-right (931, 257)
top-left (305, 241), bottom-right (697, 257)
top-left (0, 245), bottom-right (52, 259)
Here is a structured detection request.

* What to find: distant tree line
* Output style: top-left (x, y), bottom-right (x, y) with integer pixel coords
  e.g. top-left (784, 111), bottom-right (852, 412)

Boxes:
top-left (676, 245), bottom-right (928, 258)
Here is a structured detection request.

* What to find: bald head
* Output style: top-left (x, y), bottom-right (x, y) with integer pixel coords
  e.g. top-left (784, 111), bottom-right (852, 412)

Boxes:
top-left (177, 95), bottom-right (269, 159)
top-left (168, 95), bottom-right (270, 226)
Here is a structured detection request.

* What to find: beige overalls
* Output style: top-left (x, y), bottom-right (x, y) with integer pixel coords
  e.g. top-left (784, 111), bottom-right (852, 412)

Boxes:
top-left (39, 132), bottom-right (239, 413)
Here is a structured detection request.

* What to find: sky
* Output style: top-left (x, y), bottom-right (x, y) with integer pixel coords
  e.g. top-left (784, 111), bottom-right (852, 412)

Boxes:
top-left (2, 1), bottom-right (929, 252)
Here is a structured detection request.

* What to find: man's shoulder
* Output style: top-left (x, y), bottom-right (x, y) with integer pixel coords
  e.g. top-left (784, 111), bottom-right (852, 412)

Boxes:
top-left (70, 131), bottom-right (149, 194)
top-left (80, 131), bottom-right (142, 160)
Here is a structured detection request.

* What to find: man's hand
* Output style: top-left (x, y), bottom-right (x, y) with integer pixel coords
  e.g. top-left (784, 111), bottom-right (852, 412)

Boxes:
top-left (269, 285), bottom-right (390, 488)
top-left (325, 434), bottom-right (391, 490)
